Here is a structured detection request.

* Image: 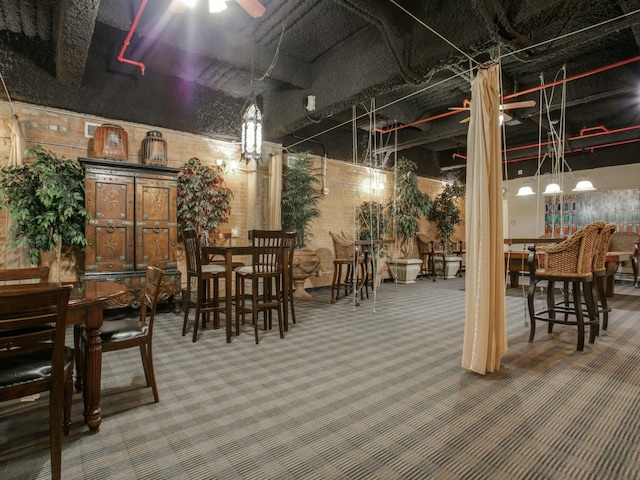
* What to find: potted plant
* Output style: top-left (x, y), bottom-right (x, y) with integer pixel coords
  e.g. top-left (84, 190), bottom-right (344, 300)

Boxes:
top-left (386, 157), bottom-right (431, 283)
top-left (427, 181), bottom-right (465, 278)
top-left (357, 200), bottom-right (390, 287)
top-left (177, 157), bottom-right (233, 240)
top-left (0, 145), bottom-right (90, 282)
top-left (281, 152), bottom-right (323, 298)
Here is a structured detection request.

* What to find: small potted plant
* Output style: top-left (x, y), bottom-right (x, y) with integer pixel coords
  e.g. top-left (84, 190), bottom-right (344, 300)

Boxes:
top-left (386, 157), bottom-right (431, 283)
top-left (281, 151), bottom-right (323, 298)
top-left (177, 157), bottom-right (233, 239)
top-left (0, 145), bottom-right (90, 282)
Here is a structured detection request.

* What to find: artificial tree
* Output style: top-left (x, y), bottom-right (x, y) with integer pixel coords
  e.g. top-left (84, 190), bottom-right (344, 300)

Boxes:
top-left (280, 152), bottom-right (323, 248)
top-left (427, 181), bottom-right (466, 253)
top-left (387, 157), bottom-right (431, 257)
top-left (177, 157), bottom-right (233, 238)
top-left (0, 145), bottom-right (90, 281)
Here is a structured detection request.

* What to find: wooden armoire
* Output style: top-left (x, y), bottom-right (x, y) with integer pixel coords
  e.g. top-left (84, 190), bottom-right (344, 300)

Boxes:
top-left (80, 158), bottom-right (181, 308)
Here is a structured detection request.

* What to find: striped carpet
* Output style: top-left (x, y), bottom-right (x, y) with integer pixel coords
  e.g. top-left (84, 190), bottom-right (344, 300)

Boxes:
top-left (1, 277), bottom-right (640, 479)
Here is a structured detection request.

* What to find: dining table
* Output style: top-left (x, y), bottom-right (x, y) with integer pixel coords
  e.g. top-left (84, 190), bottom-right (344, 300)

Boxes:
top-left (202, 242), bottom-right (293, 341)
top-left (0, 280), bottom-right (126, 432)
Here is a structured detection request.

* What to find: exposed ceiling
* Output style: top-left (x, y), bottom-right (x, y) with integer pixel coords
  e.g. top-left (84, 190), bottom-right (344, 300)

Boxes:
top-left (1, 0), bottom-right (640, 180)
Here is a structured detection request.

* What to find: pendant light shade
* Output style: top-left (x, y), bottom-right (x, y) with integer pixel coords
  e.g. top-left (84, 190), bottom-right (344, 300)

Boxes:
top-left (516, 186), bottom-right (535, 196)
top-left (543, 183), bottom-right (562, 195)
top-left (572, 180), bottom-right (596, 192)
top-left (241, 100), bottom-right (262, 163)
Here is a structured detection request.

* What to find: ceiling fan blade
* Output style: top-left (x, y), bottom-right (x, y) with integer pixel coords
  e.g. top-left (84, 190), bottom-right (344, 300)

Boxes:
top-left (235, 0), bottom-right (265, 18)
top-left (460, 117), bottom-right (470, 124)
top-left (501, 112), bottom-right (513, 123)
top-left (448, 107), bottom-right (471, 111)
top-left (501, 100), bottom-right (536, 110)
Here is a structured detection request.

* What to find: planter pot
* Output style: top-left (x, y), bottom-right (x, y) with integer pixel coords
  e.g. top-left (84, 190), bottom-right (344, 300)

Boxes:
top-left (387, 258), bottom-right (423, 284)
top-left (434, 256), bottom-right (463, 279)
top-left (291, 249), bottom-right (321, 299)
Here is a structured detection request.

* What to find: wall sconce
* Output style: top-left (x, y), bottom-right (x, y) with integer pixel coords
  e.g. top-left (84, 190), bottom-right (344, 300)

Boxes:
top-left (362, 169), bottom-right (387, 193)
top-left (216, 158), bottom-right (238, 175)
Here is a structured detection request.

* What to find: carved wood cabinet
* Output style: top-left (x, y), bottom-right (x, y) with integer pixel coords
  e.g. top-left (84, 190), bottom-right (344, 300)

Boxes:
top-left (80, 158), bottom-right (181, 307)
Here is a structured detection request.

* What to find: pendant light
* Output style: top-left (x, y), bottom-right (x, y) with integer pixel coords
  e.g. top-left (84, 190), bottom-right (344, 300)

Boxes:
top-left (241, 37), bottom-right (262, 163)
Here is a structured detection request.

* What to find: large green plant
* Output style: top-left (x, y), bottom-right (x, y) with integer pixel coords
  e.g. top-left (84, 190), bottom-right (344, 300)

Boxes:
top-left (0, 145), bottom-right (90, 270)
top-left (387, 157), bottom-right (431, 257)
top-left (177, 157), bottom-right (233, 236)
top-left (427, 181), bottom-right (465, 253)
top-left (281, 152), bottom-right (323, 248)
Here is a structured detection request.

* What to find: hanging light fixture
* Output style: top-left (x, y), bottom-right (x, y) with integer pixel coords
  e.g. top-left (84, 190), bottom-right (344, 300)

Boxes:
top-left (516, 185), bottom-right (535, 196)
top-left (209, 0), bottom-right (227, 13)
top-left (572, 180), bottom-right (596, 192)
top-left (241, 98), bottom-right (262, 163)
top-left (542, 182), bottom-right (562, 195)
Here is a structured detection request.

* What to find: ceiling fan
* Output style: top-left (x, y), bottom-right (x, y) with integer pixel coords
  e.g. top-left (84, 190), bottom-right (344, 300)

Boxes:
top-left (169, 0), bottom-right (265, 18)
top-left (449, 99), bottom-right (536, 124)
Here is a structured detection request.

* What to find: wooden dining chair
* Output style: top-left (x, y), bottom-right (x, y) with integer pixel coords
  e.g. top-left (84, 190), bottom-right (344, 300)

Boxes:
top-left (0, 285), bottom-right (73, 480)
top-left (416, 234), bottom-right (439, 281)
top-left (182, 229), bottom-right (227, 342)
top-left (329, 231), bottom-right (364, 303)
top-left (205, 231), bottom-right (245, 269)
top-left (234, 230), bottom-right (286, 344)
top-left (609, 231), bottom-right (639, 287)
top-left (79, 266), bottom-right (165, 403)
top-left (0, 266), bottom-right (50, 285)
top-left (282, 230), bottom-right (297, 328)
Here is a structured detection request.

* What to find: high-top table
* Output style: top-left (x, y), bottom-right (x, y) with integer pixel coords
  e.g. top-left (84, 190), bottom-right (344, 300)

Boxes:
top-left (0, 280), bottom-right (126, 432)
top-left (202, 244), bottom-right (293, 341)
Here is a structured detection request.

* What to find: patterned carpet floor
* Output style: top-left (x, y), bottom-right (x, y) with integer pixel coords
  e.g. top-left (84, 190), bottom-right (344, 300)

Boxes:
top-left (1, 276), bottom-right (640, 479)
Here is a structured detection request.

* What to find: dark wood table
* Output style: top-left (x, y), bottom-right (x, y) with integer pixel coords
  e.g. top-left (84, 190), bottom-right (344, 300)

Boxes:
top-left (203, 244), bottom-right (293, 340)
top-left (0, 280), bottom-right (126, 432)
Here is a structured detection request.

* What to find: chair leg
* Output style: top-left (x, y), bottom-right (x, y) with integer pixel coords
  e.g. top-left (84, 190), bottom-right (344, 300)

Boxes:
top-left (547, 280), bottom-right (556, 334)
top-left (595, 274), bottom-right (610, 330)
top-left (192, 281), bottom-right (203, 343)
top-left (527, 282), bottom-right (537, 343)
top-left (49, 380), bottom-right (63, 480)
top-left (63, 368), bottom-right (73, 436)
top-left (583, 279), bottom-right (599, 343)
top-left (140, 344), bottom-right (159, 403)
top-left (253, 277), bottom-right (260, 344)
top-left (572, 281), bottom-right (585, 351)
top-left (182, 277), bottom-right (192, 337)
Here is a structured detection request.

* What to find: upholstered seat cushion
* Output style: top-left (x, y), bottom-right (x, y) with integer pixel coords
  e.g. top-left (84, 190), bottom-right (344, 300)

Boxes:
top-left (202, 264), bottom-right (225, 274)
top-left (0, 347), bottom-right (73, 387)
top-left (235, 265), bottom-right (278, 275)
top-left (92, 319), bottom-right (149, 343)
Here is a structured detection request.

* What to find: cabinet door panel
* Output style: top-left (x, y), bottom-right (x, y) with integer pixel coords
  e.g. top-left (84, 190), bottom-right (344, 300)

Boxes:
top-left (135, 177), bottom-right (178, 269)
top-left (85, 172), bottom-right (135, 271)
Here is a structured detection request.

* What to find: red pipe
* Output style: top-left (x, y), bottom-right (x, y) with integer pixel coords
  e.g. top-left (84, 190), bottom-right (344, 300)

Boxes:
top-left (375, 56), bottom-right (640, 134)
top-left (503, 56), bottom-right (640, 100)
top-left (117, 0), bottom-right (147, 74)
top-left (451, 124), bottom-right (640, 162)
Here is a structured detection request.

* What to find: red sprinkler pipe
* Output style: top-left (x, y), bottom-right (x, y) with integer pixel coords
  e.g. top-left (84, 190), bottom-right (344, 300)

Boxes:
top-left (117, 0), bottom-right (148, 74)
top-left (376, 56), bottom-right (640, 134)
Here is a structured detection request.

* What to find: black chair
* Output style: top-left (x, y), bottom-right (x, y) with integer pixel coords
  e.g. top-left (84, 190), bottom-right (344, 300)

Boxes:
top-left (0, 285), bottom-right (73, 480)
top-left (182, 229), bottom-right (227, 342)
top-left (80, 266), bottom-right (165, 402)
top-left (234, 230), bottom-right (286, 343)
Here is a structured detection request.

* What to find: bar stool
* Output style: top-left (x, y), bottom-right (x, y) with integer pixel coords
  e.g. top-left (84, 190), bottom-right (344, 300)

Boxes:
top-left (329, 231), bottom-right (364, 303)
top-left (527, 221), bottom-right (603, 351)
top-left (182, 229), bottom-right (227, 342)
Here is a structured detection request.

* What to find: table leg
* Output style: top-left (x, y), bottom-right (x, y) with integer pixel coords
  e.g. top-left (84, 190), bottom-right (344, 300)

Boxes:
top-left (509, 271), bottom-right (519, 288)
top-left (226, 251), bottom-right (233, 342)
top-left (83, 303), bottom-right (103, 432)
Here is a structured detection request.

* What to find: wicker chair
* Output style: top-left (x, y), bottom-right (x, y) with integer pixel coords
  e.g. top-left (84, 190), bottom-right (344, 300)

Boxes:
top-left (329, 231), bottom-right (363, 303)
top-left (608, 231), bottom-right (639, 288)
top-left (592, 224), bottom-right (618, 330)
top-left (527, 221), bottom-right (604, 351)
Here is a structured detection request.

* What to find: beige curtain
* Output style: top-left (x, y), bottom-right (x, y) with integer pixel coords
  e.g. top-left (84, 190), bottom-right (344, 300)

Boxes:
top-left (268, 153), bottom-right (282, 230)
top-left (461, 64), bottom-right (507, 374)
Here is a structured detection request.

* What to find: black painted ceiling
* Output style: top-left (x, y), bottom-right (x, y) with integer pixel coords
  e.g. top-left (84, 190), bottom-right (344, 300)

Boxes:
top-left (1, 0), bottom-right (640, 180)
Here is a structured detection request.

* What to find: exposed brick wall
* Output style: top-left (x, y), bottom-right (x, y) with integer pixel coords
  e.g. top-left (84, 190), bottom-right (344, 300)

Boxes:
top-left (0, 100), bottom-right (461, 290)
